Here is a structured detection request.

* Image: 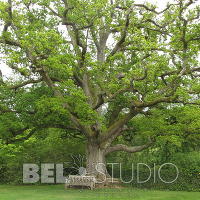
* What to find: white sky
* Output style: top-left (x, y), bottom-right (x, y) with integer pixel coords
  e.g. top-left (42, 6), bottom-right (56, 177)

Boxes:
top-left (0, 0), bottom-right (191, 77)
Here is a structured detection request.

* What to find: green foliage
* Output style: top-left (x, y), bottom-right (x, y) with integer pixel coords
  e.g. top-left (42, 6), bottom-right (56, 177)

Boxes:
top-left (0, 129), bottom-right (85, 184)
top-left (108, 150), bottom-right (200, 191)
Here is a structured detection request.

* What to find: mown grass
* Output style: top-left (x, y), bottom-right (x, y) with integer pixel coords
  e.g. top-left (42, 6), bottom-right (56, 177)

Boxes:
top-left (0, 185), bottom-right (200, 200)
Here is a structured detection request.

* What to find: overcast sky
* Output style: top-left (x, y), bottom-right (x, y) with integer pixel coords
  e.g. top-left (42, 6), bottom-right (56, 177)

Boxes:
top-left (0, 0), bottom-right (185, 77)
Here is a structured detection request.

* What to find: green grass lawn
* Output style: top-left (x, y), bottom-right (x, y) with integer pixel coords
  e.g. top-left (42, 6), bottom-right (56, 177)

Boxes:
top-left (0, 185), bottom-right (199, 200)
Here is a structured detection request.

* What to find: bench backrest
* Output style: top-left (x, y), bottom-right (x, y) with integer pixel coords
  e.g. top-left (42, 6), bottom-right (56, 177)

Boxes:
top-left (68, 175), bottom-right (96, 183)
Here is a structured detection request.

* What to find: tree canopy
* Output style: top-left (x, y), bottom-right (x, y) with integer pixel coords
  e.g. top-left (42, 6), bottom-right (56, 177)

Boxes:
top-left (0, 0), bottom-right (200, 177)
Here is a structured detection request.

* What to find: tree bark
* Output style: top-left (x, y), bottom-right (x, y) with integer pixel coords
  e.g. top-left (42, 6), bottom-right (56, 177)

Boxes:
top-left (86, 141), bottom-right (108, 182)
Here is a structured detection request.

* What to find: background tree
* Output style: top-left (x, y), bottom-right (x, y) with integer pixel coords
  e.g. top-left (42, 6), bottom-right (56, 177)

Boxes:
top-left (0, 0), bottom-right (200, 179)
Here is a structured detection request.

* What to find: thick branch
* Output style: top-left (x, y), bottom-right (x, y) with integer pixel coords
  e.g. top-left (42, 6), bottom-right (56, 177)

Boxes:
top-left (160, 67), bottom-right (200, 78)
top-left (9, 78), bottom-right (43, 90)
top-left (133, 97), bottom-right (174, 108)
top-left (0, 105), bottom-right (14, 114)
top-left (0, 39), bottom-right (21, 47)
top-left (39, 66), bottom-right (93, 137)
top-left (105, 140), bottom-right (154, 155)
top-left (107, 9), bottom-right (131, 60)
top-left (133, 3), bottom-right (179, 14)
top-left (101, 109), bottom-right (138, 143)
top-left (8, 128), bottom-right (37, 143)
top-left (3, 0), bottom-right (12, 32)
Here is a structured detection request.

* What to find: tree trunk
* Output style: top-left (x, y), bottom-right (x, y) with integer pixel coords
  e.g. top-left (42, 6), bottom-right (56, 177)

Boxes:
top-left (86, 141), bottom-right (109, 183)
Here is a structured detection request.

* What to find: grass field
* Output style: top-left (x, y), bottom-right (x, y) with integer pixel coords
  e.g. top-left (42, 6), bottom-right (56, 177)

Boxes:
top-left (0, 185), bottom-right (200, 200)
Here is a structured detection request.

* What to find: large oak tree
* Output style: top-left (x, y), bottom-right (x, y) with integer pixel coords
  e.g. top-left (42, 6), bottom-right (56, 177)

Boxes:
top-left (0, 0), bottom-right (200, 179)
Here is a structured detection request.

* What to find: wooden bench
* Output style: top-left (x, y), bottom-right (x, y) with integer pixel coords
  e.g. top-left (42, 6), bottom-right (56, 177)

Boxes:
top-left (65, 175), bottom-right (96, 190)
